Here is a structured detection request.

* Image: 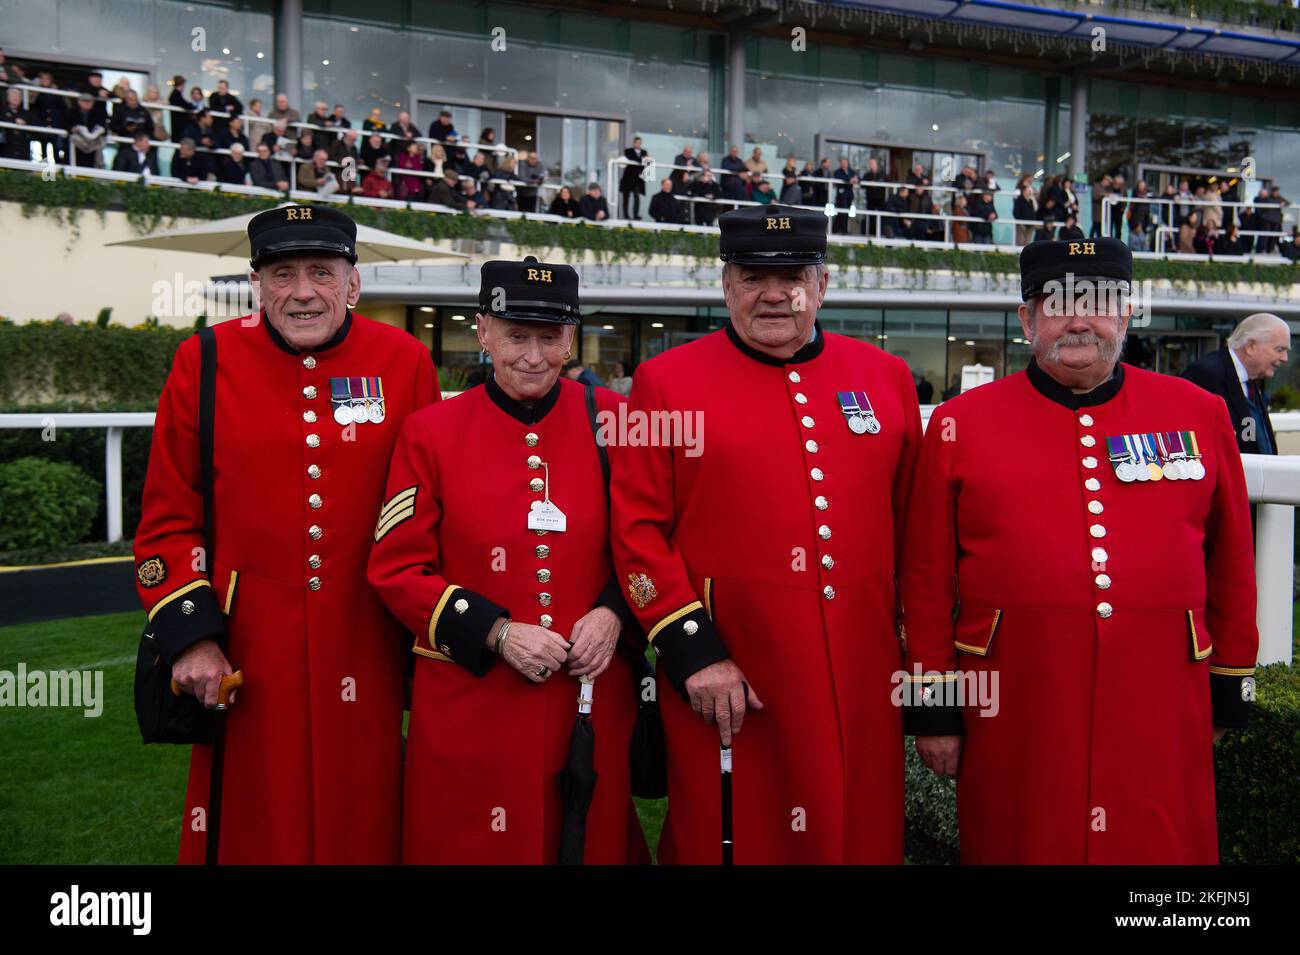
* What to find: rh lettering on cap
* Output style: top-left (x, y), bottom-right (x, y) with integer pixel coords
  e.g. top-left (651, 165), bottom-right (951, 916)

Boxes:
top-left (1068, 241), bottom-right (1096, 255)
top-left (766, 217), bottom-right (792, 230)
top-left (526, 268), bottom-right (553, 282)
top-left (285, 207), bottom-right (313, 221)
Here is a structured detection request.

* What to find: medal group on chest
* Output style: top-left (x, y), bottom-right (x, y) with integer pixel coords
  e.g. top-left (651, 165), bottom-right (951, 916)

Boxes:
top-left (1106, 430), bottom-right (1206, 483)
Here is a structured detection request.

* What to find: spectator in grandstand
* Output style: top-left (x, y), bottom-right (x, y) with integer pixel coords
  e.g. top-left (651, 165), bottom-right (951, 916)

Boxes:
top-left (753, 178), bottom-right (775, 206)
top-left (395, 141), bottom-right (432, 202)
top-left (1178, 209), bottom-right (1199, 253)
top-left (294, 127), bottom-right (317, 162)
top-left (548, 184), bottom-right (581, 218)
top-left (79, 71), bottom-right (110, 123)
top-left (1214, 222), bottom-right (1244, 257)
top-left (464, 150), bottom-right (492, 188)
top-left (1126, 180), bottom-right (1154, 251)
top-left (477, 127), bottom-right (499, 170)
top-left (362, 107), bottom-right (386, 133)
top-left (812, 157), bottom-right (833, 207)
top-left (427, 142), bottom-right (447, 177)
top-left (329, 128), bottom-right (360, 181)
top-left (489, 155), bottom-right (523, 210)
top-left (261, 119), bottom-right (293, 159)
top-left (67, 92), bottom-right (107, 168)
top-left (579, 182), bottom-right (610, 221)
top-left (1159, 179), bottom-right (1178, 229)
top-left (111, 130), bottom-right (158, 175)
top-left (305, 100), bottom-right (331, 135)
top-left (187, 84), bottom-right (206, 118)
top-left (427, 109), bottom-right (455, 144)
top-left (981, 169), bottom-right (1000, 195)
top-left (1175, 177), bottom-right (1195, 227)
top-left (169, 137), bottom-right (207, 183)
top-left (907, 161), bottom-right (927, 188)
top-left (691, 167), bottom-right (721, 226)
top-left (620, 136), bottom-right (650, 219)
top-left (428, 166), bottom-right (466, 209)
top-left (564, 360), bottom-right (605, 388)
top-left (30, 71), bottom-right (68, 159)
top-left (217, 116), bottom-right (249, 151)
top-left (517, 150), bottom-right (546, 213)
top-left (244, 98), bottom-right (270, 145)
top-left (214, 142), bottom-right (249, 186)
top-left (1193, 220), bottom-right (1212, 255)
top-left (863, 156), bottom-right (886, 236)
top-left (361, 155), bottom-right (394, 199)
top-left (168, 75), bottom-right (192, 143)
top-left (609, 361), bottom-right (633, 397)
top-left (650, 177), bottom-right (685, 224)
top-left (1202, 181), bottom-right (1223, 231)
top-left (1013, 184), bottom-right (1037, 246)
top-left (1089, 173), bottom-right (1113, 238)
top-left (208, 79), bottom-right (242, 136)
top-left (184, 108), bottom-right (218, 152)
top-left (745, 146), bottom-right (767, 177)
top-left (1108, 174), bottom-right (1127, 239)
top-left (1257, 185), bottom-right (1287, 254)
top-left (1282, 226), bottom-right (1300, 263)
top-left (883, 184), bottom-right (910, 239)
top-left (798, 160), bottom-right (818, 206)
top-left (298, 148), bottom-right (339, 196)
top-left (0, 88), bottom-right (32, 160)
top-left (1059, 213), bottom-right (1084, 241)
top-left (141, 85), bottom-right (168, 140)
top-left (268, 92), bottom-right (300, 125)
top-left (832, 156), bottom-right (857, 234)
top-left (952, 164), bottom-right (977, 193)
top-left (247, 141), bottom-right (288, 191)
top-left (968, 189), bottom-right (997, 244)
top-left (778, 171), bottom-right (802, 206)
top-left (951, 194), bottom-right (972, 244)
top-left (671, 145), bottom-right (698, 194)
top-left (388, 111), bottom-right (420, 158)
top-left (720, 145), bottom-right (746, 201)
top-left (325, 104), bottom-right (351, 143)
top-left (460, 176), bottom-right (487, 211)
top-left (359, 131), bottom-right (387, 171)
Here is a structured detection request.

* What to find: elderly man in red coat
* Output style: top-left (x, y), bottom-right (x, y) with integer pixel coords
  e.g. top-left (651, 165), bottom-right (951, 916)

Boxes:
top-left (611, 205), bottom-right (922, 863)
top-left (134, 205), bottom-right (439, 863)
top-left (901, 238), bottom-right (1257, 864)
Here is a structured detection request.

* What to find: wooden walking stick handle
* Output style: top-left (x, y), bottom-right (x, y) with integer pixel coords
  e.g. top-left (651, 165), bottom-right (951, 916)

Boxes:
top-left (171, 670), bottom-right (245, 706)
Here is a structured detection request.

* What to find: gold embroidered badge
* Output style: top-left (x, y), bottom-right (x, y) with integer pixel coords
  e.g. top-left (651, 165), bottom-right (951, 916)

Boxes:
top-left (137, 556), bottom-right (167, 588)
top-left (627, 572), bottom-right (658, 609)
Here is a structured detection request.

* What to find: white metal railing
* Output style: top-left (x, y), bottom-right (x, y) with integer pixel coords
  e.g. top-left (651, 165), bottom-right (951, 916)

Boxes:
top-left (0, 408), bottom-right (1295, 664)
top-left (1102, 193), bottom-right (1296, 257)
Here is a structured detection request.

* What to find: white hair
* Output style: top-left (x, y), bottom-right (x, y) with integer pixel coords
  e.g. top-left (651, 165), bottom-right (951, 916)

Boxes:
top-left (1228, 313), bottom-right (1289, 351)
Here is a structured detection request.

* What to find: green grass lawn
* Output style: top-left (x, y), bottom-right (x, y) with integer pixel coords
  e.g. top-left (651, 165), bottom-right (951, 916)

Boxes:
top-left (0, 610), bottom-right (667, 864)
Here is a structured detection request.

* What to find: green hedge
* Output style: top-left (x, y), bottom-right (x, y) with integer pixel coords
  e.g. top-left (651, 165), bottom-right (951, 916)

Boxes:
top-left (0, 457), bottom-right (101, 550)
top-left (905, 663), bottom-right (1300, 863)
top-left (2, 169), bottom-right (1297, 288)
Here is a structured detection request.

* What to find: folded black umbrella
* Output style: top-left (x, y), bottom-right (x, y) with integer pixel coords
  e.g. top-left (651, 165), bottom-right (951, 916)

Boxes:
top-left (558, 676), bottom-right (597, 865)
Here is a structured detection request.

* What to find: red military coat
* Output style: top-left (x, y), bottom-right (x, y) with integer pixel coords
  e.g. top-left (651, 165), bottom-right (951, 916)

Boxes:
top-left (611, 323), bottom-right (922, 864)
top-left (134, 311), bottom-right (439, 864)
top-left (367, 377), bottom-right (647, 864)
top-left (900, 360), bottom-right (1258, 864)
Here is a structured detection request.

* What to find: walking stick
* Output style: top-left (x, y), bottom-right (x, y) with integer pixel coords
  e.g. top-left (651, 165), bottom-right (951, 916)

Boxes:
top-left (172, 671), bottom-right (244, 865)
top-left (721, 744), bottom-right (733, 866)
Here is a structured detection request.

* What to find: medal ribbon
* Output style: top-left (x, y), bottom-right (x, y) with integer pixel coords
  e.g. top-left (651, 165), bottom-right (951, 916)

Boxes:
top-left (1142, 433), bottom-right (1163, 467)
top-left (1106, 435), bottom-right (1128, 463)
top-left (1184, 430), bottom-right (1201, 459)
top-left (1124, 434), bottom-right (1144, 468)
top-left (854, 391), bottom-right (875, 417)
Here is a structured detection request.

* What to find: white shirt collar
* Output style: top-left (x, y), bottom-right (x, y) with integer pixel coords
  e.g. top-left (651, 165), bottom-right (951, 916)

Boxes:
top-left (1229, 347), bottom-right (1251, 398)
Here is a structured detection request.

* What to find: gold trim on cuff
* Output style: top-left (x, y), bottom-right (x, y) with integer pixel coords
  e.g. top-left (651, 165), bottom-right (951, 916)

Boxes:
top-left (1208, 665), bottom-right (1256, 677)
top-left (902, 672), bottom-right (960, 683)
top-left (426, 585), bottom-right (460, 648)
top-left (223, 570), bottom-right (239, 615)
top-left (647, 600), bottom-right (704, 645)
top-left (146, 579), bottom-right (212, 622)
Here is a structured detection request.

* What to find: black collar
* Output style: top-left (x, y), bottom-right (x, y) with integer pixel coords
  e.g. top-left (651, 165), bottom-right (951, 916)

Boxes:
top-left (262, 309), bottom-right (353, 356)
top-left (725, 320), bottom-right (825, 367)
top-left (1026, 357), bottom-right (1125, 410)
top-left (486, 373), bottom-right (562, 425)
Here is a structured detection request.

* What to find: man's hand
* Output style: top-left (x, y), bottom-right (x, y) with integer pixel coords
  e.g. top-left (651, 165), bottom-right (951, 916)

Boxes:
top-left (915, 735), bottom-right (961, 776)
top-left (499, 623), bottom-right (570, 684)
top-left (683, 660), bottom-right (763, 747)
top-left (566, 606), bottom-right (620, 679)
top-left (171, 639), bottom-right (234, 708)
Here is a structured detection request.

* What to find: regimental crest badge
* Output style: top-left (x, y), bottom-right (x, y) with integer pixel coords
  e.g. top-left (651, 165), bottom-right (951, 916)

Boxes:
top-left (137, 555), bottom-right (167, 588)
top-left (627, 572), bottom-right (658, 609)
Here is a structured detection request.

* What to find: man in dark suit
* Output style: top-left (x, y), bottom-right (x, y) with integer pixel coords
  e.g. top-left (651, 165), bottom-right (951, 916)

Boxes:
top-left (111, 131), bottom-right (159, 175)
top-left (1183, 313), bottom-right (1291, 456)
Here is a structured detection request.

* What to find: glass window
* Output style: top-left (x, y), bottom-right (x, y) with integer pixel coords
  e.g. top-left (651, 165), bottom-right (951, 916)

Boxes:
top-left (578, 316), bottom-right (635, 385)
top-left (946, 310), bottom-right (1008, 382)
top-left (883, 310), bottom-right (949, 398)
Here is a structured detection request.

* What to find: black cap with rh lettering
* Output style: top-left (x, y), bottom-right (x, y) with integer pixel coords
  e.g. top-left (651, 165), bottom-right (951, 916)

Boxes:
top-left (718, 203), bottom-right (827, 267)
top-left (477, 255), bottom-right (581, 325)
top-left (1020, 237), bottom-right (1132, 301)
top-left (247, 204), bottom-right (358, 269)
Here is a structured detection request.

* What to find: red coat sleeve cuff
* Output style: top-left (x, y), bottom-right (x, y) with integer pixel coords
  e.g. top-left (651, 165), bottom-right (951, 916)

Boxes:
top-left (414, 585), bottom-right (507, 677)
top-left (144, 580), bottom-right (225, 666)
top-left (647, 603), bottom-right (728, 694)
top-left (1209, 665), bottom-right (1255, 729)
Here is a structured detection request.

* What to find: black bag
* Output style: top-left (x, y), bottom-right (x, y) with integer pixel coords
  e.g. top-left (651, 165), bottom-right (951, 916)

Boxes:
top-left (585, 384), bottom-right (668, 799)
top-left (134, 326), bottom-right (219, 744)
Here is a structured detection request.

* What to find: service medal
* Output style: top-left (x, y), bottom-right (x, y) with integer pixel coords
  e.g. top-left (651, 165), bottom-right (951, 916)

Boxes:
top-left (365, 376), bottom-right (386, 423)
top-left (847, 414), bottom-right (868, 434)
top-left (864, 413), bottom-right (881, 434)
top-left (838, 391), bottom-right (880, 436)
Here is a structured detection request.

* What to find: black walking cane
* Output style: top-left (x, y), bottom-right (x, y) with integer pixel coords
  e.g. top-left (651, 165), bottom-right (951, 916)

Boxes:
top-left (173, 671), bottom-right (244, 865)
top-left (721, 744), bottom-right (733, 866)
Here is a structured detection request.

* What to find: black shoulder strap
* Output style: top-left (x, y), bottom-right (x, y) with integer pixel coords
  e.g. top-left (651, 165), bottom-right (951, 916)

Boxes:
top-left (584, 383), bottom-right (610, 492)
top-left (197, 327), bottom-right (217, 558)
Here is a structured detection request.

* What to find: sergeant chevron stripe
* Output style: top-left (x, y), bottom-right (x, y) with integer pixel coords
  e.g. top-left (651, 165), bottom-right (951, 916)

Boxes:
top-left (374, 486), bottom-right (418, 542)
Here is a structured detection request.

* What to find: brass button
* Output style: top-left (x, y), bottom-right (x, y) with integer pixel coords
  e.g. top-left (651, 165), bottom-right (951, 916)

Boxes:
top-left (794, 392), bottom-right (808, 404)
top-left (815, 496), bottom-right (828, 510)
top-left (683, 620), bottom-right (699, 635)
top-left (306, 433), bottom-right (320, 448)
top-left (303, 410), bottom-right (317, 423)
top-left (805, 440), bottom-right (819, 453)
top-left (801, 416), bottom-right (814, 428)
top-left (308, 464), bottom-right (321, 479)
top-left (303, 355), bottom-right (317, 370)
top-left (818, 524), bottom-right (831, 540)
top-left (537, 569), bottom-right (551, 583)
top-left (181, 599), bottom-right (195, 615)
top-left (308, 577), bottom-right (321, 591)
top-left (1078, 413), bottom-right (1093, 427)
top-left (788, 371), bottom-right (801, 383)
top-left (821, 554), bottom-right (834, 570)
top-left (527, 455), bottom-right (542, 469)
top-left (1082, 456), bottom-right (1098, 469)
top-left (1085, 478), bottom-right (1101, 492)
top-left (454, 598), bottom-right (469, 614)
top-left (1095, 573), bottom-right (1112, 589)
top-left (1089, 524), bottom-right (1106, 538)
top-left (309, 524), bottom-right (323, 540)
top-left (1091, 546), bottom-right (1108, 563)
top-left (810, 467), bottom-right (824, 481)
top-left (535, 529), bottom-right (547, 537)
top-left (540, 614), bottom-right (553, 628)
top-left (309, 493), bottom-right (323, 509)
top-left (438, 644), bottom-right (453, 657)
top-left (530, 500), bottom-right (542, 511)
top-left (1097, 601), bottom-right (1113, 618)
top-left (525, 432), bottom-right (539, 447)
top-left (823, 585), bottom-right (836, 600)
top-left (535, 545), bottom-right (550, 559)
top-left (308, 554), bottom-right (321, 569)
top-left (1088, 500), bottom-right (1103, 515)
top-left (1080, 435), bottom-right (1096, 448)
top-left (530, 478), bottom-right (545, 492)
top-left (539, 593), bottom-right (552, 606)
top-left (303, 385), bottom-right (317, 400)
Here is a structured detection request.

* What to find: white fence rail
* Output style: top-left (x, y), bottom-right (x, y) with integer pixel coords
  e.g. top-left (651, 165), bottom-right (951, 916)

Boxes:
top-left (0, 408), bottom-right (1295, 665)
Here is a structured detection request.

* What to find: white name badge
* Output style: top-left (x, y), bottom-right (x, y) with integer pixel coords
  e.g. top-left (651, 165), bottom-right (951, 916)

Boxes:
top-left (527, 500), bottom-right (567, 533)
